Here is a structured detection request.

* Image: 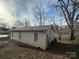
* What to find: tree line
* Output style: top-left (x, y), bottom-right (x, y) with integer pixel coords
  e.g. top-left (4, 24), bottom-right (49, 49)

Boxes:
top-left (13, 0), bottom-right (79, 40)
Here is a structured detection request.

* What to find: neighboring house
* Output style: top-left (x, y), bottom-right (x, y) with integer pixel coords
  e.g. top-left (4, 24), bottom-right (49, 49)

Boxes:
top-left (10, 25), bottom-right (58, 50)
top-left (0, 27), bottom-right (10, 39)
top-left (0, 27), bottom-right (9, 34)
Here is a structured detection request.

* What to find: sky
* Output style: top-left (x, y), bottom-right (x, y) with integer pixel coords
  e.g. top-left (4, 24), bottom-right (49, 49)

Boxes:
top-left (0, 0), bottom-right (67, 27)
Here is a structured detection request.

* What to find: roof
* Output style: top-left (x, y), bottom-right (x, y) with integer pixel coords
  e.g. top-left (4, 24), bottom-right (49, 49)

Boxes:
top-left (10, 25), bottom-right (57, 32)
top-left (10, 29), bottom-right (46, 32)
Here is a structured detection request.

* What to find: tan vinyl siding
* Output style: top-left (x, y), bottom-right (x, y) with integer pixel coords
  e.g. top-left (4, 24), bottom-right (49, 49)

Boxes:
top-left (11, 31), bottom-right (47, 50)
top-left (38, 33), bottom-right (47, 50)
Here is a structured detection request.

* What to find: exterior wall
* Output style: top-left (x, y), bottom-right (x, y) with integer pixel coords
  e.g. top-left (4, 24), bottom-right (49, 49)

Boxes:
top-left (10, 32), bottom-right (47, 50)
top-left (51, 29), bottom-right (58, 40)
top-left (46, 28), bottom-right (58, 46)
top-left (38, 32), bottom-right (47, 49)
top-left (46, 29), bottom-right (54, 45)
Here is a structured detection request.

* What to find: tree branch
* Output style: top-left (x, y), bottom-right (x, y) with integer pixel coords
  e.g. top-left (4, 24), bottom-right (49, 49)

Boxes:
top-left (67, 0), bottom-right (69, 7)
top-left (59, 0), bottom-right (71, 21)
top-left (60, 4), bottom-right (71, 28)
top-left (75, 13), bottom-right (79, 23)
top-left (50, 17), bottom-right (60, 34)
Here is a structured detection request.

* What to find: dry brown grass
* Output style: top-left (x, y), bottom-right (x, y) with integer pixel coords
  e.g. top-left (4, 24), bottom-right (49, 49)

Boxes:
top-left (0, 40), bottom-right (72, 59)
top-left (60, 34), bottom-right (79, 44)
top-left (0, 36), bottom-right (79, 59)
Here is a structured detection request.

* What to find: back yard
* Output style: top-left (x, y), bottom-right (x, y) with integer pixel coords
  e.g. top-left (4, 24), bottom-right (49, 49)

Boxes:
top-left (0, 39), bottom-right (79, 59)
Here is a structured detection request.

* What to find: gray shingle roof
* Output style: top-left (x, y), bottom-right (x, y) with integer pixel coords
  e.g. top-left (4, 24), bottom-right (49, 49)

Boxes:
top-left (11, 25), bottom-right (57, 32)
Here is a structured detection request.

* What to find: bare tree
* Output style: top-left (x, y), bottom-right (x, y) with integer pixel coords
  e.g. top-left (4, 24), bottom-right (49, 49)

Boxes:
top-left (14, 20), bottom-right (23, 28)
top-left (14, 18), bottom-right (30, 28)
top-left (49, 0), bottom-right (79, 40)
top-left (0, 23), bottom-right (8, 28)
top-left (32, 0), bottom-right (47, 26)
top-left (49, 17), bottom-right (61, 40)
top-left (22, 18), bottom-right (30, 28)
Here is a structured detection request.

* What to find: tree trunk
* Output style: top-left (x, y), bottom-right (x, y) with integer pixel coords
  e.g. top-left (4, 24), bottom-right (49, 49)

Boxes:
top-left (59, 35), bottom-right (61, 40)
top-left (70, 28), bottom-right (75, 40)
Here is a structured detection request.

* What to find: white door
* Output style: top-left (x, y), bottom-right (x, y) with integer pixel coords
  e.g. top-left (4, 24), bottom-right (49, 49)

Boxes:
top-left (34, 33), bottom-right (39, 47)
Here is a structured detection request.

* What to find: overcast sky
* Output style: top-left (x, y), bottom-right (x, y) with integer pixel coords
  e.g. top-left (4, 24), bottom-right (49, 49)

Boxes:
top-left (0, 0), bottom-right (66, 27)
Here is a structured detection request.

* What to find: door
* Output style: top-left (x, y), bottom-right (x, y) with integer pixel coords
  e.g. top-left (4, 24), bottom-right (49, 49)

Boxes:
top-left (34, 33), bottom-right (39, 47)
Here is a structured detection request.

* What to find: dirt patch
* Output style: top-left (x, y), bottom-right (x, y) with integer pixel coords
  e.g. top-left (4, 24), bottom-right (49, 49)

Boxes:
top-left (0, 41), bottom-right (78, 59)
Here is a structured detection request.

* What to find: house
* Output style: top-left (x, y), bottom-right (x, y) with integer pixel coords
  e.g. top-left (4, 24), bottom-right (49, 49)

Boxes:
top-left (0, 27), bottom-right (10, 39)
top-left (10, 25), bottom-right (58, 50)
top-left (0, 27), bottom-right (9, 34)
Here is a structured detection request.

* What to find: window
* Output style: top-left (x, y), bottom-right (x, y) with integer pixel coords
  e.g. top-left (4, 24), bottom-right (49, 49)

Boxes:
top-left (34, 33), bottom-right (38, 42)
top-left (19, 32), bottom-right (21, 39)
